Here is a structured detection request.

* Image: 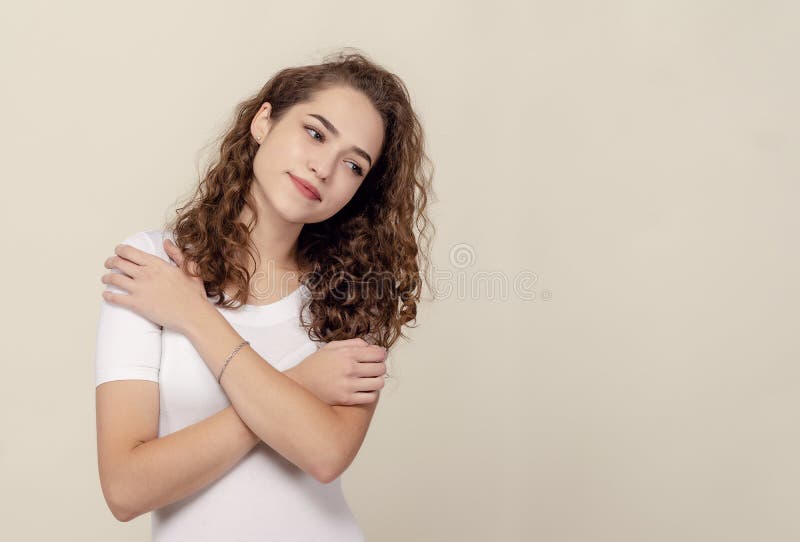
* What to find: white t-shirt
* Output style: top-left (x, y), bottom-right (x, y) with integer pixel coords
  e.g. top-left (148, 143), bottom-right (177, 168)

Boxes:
top-left (95, 229), bottom-right (365, 542)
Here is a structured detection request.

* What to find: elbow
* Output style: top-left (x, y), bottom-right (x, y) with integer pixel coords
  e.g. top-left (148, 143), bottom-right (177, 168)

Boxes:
top-left (102, 479), bottom-right (138, 523)
top-left (108, 492), bottom-right (137, 523)
top-left (313, 465), bottom-right (339, 485)
top-left (309, 457), bottom-right (336, 484)
top-left (105, 495), bottom-right (133, 523)
top-left (111, 506), bottom-right (134, 523)
top-left (313, 451), bottom-right (350, 484)
top-left (311, 454), bottom-right (342, 484)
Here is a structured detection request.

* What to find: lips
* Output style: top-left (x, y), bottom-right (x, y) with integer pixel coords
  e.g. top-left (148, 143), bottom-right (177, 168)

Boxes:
top-left (288, 173), bottom-right (321, 201)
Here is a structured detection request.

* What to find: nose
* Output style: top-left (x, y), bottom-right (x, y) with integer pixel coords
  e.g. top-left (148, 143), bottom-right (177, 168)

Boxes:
top-left (308, 149), bottom-right (337, 181)
top-left (309, 164), bottom-right (326, 181)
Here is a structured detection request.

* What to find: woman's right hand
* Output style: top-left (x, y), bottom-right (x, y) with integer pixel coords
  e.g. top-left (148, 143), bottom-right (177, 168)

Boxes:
top-left (288, 338), bottom-right (388, 406)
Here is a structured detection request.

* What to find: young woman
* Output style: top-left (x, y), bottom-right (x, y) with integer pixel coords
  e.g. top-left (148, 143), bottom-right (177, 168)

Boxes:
top-left (94, 50), bottom-right (433, 541)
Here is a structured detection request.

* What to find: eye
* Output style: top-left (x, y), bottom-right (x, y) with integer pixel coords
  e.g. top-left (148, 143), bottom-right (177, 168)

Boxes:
top-left (305, 126), bottom-right (324, 141)
top-left (346, 161), bottom-right (365, 177)
top-left (306, 124), bottom-right (365, 177)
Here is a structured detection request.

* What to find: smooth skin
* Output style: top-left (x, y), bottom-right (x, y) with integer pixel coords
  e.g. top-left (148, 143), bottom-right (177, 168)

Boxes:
top-left (96, 85), bottom-right (389, 521)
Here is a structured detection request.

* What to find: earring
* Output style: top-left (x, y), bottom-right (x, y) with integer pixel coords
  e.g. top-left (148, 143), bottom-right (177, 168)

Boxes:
top-left (256, 136), bottom-right (261, 142)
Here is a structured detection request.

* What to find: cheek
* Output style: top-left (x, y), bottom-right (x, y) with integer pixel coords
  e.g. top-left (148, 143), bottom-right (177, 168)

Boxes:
top-left (324, 186), bottom-right (360, 214)
top-left (252, 148), bottom-right (272, 178)
top-left (254, 132), bottom-right (303, 170)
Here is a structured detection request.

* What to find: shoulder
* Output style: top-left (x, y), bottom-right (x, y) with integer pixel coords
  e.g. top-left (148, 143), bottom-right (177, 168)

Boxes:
top-left (117, 229), bottom-right (173, 263)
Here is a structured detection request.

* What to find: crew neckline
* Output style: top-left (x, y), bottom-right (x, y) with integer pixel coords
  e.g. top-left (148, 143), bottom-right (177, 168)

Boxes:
top-left (214, 283), bottom-right (311, 327)
top-left (234, 283), bottom-right (310, 313)
top-left (151, 228), bottom-right (310, 324)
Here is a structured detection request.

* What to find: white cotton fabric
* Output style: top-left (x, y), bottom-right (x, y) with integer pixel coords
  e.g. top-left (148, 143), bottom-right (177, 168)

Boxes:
top-left (95, 229), bottom-right (365, 542)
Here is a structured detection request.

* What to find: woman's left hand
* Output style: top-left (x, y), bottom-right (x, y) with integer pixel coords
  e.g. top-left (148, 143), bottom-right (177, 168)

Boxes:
top-left (101, 239), bottom-right (210, 334)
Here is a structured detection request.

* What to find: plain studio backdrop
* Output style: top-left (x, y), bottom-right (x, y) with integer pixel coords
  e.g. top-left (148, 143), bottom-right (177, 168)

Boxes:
top-left (1, 1), bottom-right (798, 540)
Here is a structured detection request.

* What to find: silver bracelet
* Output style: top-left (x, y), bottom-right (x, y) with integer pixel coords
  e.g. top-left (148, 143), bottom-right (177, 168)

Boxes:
top-left (217, 340), bottom-right (250, 384)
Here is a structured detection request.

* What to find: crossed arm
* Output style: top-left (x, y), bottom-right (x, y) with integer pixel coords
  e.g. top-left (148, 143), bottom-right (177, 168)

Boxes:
top-left (96, 235), bottom-right (386, 521)
top-left (180, 307), bottom-right (381, 484)
top-left (97, 361), bottom-right (376, 522)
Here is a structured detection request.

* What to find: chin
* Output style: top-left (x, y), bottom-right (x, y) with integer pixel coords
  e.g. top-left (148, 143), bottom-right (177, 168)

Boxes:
top-left (259, 188), bottom-right (314, 223)
top-left (277, 207), bottom-right (315, 224)
top-left (279, 202), bottom-right (323, 224)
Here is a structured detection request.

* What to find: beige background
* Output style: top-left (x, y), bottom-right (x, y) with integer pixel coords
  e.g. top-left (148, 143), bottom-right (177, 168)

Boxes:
top-left (1, 1), bottom-right (798, 540)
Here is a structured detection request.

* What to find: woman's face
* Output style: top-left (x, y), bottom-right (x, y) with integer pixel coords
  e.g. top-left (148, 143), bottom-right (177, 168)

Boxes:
top-left (249, 85), bottom-right (385, 224)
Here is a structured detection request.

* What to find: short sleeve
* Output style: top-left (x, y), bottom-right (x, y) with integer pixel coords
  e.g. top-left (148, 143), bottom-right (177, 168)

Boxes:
top-left (94, 231), bottom-right (163, 386)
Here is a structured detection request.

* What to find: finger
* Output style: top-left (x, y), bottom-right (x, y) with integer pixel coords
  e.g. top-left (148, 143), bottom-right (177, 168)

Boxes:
top-left (324, 338), bottom-right (369, 350)
top-left (104, 255), bottom-right (142, 278)
top-left (101, 272), bottom-right (136, 293)
top-left (102, 290), bottom-right (136, 309)
top-left (355, 376), bottom-right (386, 393)
top-left (348, 391), bottom-right (379, 405)
top-left (343, 391), bottom-right (377, 406)
top-left (353, 360), bottom-right (386, 378)
top-left (342, 338), bottom-right (371, 346)
top-left (115, 244), bottom-right (161, 267)
top-left (351, 345), bottom-right (388, 362)
top-left (165, 240), bottom-right (201, 276)
top-left (163, 239), bottom-right (185, 266)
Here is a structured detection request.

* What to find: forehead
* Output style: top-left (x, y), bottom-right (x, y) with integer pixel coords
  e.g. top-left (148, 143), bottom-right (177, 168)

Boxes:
top-left (292, 85), bottom-right (384, 160)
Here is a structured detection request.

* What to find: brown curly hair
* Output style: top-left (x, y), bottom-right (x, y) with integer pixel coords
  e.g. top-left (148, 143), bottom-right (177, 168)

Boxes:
top-left (165, 49), bottom-right (435, 350)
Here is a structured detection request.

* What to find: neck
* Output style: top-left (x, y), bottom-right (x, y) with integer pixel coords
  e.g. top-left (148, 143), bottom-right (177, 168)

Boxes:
top-left (232, 185), bottom-right (305, 303)
top-left (238, 182), bottom-right (303, 268)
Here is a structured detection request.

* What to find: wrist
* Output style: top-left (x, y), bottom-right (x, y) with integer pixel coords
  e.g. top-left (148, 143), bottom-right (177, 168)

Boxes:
top-left (225, 406), bottom-right (261, 448)
top-left (284, 363), bottom-right (325, 403)
top-left (181, 299), bottom-right (221, 341)
top-left (283, 364), bottom-right (304, 386)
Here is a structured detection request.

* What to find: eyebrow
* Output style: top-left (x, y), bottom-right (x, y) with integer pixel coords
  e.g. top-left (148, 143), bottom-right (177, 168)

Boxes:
top-left (309, 113), bottom-right (373, 167)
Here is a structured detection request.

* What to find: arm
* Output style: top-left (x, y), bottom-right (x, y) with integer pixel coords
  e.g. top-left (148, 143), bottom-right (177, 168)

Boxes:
top-left (184, 306), bottom-right (383, 483)
top-left (98, 365), bottom-right (326, 522)
top-left (98, 382), bottom-right (257, 523)
top-left (102, 239), bottom-right (386, 484)
top-left (94, 231), bottom-right (328, 522)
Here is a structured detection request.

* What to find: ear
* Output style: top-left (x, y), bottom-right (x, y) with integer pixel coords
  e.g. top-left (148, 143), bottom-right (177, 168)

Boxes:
top-left (250, 102), bottom-right (273, 144)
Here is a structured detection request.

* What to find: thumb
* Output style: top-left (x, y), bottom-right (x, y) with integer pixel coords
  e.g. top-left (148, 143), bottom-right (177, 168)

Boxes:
top-left (323, 338), bottom-right (370, 350)
top-left (163, 239), bottom-right (185, 267)
top-left (166, 240), bottom-right (201, 277)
